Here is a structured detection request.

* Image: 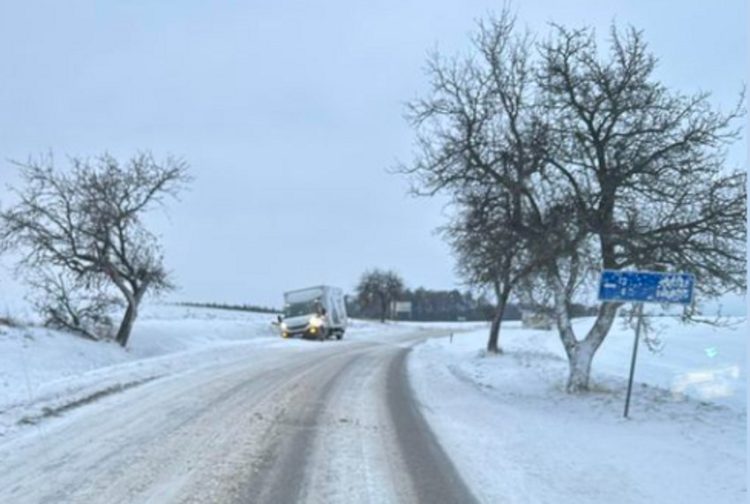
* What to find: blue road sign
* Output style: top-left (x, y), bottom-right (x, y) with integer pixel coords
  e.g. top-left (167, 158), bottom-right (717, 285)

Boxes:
top-left (598, 270), bottom-right (694, 305)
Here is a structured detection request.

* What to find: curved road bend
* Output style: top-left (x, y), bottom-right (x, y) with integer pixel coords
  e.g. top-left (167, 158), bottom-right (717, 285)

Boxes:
top-left (0, 330), bottom-right (479, 504)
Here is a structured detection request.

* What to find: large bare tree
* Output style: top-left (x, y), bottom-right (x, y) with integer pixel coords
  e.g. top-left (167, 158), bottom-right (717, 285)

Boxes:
top-left (0, 152), bottom-right (190, 347)
top-left (404, 11), bottom-right (547, 354)
top-left (535, 25), bottom-right (746, 391)
top-left (403, 13), bottom-right (746, 391)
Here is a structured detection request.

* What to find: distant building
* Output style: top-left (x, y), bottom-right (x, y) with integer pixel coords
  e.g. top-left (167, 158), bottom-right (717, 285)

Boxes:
top-left (390, 301), bottom-right (413, 320)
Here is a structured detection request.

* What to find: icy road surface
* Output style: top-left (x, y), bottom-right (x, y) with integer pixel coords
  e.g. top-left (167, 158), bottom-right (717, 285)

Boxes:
top-left (0, 330), bottom-right (477, 504)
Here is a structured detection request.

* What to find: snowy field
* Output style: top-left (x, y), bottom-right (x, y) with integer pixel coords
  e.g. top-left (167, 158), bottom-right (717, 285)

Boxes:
top-left (409, 316), bottom-right (747, 504)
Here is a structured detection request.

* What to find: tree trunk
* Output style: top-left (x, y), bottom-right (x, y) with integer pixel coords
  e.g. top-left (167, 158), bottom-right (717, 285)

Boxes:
top-left (487, 289), bottom-right (510, 354)
top-left (565, 302), bottom-right (620, 391)
top-left (486, 309), bottom-right (503, 354)
top-left (566, 340), bottom-right (596, 392)
top-left (549, 270), bottom-right (620, 393)
top-left (114, 284), bottom-right (149, 347)
top-left (486, 285), bottom-right (510, 354)
top-left (115, 300), bottom-right (138, 347)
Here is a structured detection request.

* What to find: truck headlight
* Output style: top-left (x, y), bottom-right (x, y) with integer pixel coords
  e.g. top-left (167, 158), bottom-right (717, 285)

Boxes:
top-left (309, 316), bottom-right (324, 328)
top-left (280, 322), bottom-right (288, 331)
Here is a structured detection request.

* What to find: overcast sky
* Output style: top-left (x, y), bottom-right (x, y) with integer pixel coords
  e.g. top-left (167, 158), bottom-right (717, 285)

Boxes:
top-left (0, 1), bottom-right (747, 312)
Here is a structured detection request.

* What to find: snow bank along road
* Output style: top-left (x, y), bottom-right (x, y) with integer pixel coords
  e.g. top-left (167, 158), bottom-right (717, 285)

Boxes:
top-left (0, 329), bottom-right (478, 504)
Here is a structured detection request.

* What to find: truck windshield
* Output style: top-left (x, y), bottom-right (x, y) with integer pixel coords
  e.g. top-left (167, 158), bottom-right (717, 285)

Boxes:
top-left (284, 300), bottom-right (320, 318)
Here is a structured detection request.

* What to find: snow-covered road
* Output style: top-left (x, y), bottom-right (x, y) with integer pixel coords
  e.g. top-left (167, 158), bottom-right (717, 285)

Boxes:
top-left (0, 328), bottom-right (477, 504)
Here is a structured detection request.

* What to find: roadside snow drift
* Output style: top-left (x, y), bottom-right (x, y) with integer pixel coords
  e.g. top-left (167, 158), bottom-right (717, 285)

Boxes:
top-left (409, 316), bottom-right (747, 504)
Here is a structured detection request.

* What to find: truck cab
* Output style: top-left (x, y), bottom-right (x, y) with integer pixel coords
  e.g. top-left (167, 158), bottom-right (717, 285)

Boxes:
top-left (279, 285), bottom-right (347, 340)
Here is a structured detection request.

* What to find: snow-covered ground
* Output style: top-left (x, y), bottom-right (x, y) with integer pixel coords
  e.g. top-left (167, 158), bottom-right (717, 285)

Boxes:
top-left (408, 316), bottom-right (747, 504)
top-left (2, 305), bottom-right (745, 503)
top-left (0, 303), bottom-right (470, 437)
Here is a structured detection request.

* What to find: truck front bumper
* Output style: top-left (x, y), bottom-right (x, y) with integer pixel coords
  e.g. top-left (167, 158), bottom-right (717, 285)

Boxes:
top-left (281, 325), bottom-right (323, 339)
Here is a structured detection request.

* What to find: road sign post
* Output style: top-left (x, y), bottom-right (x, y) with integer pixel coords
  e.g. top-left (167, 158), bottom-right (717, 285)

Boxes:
top-left (597, 270), bottom-right (694, 418)
top-left (623, 303), bottom-right (644, 418)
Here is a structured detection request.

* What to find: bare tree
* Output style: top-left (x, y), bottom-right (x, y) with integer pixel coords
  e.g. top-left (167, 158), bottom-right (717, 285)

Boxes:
top-left (356, 269), bottom-right (405, 322)
top-left (0, 152), bottom-right (190, 347)
top-left (402, 14), bottom-right (746, 392)
top-left (441, 184), bottom-right (536, 353)
top-left (403, 11), bottom-right (547, 354)
top-left (535, 24), bottom-right (746, 391)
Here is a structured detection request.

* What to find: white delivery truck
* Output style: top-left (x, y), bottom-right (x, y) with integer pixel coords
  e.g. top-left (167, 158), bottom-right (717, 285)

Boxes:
top-left (278, 285), bottom-right (347, 340)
